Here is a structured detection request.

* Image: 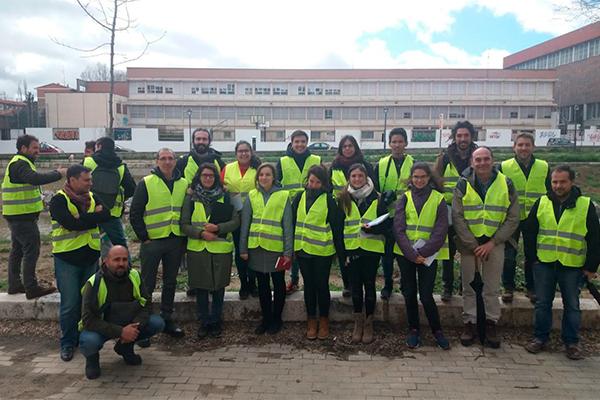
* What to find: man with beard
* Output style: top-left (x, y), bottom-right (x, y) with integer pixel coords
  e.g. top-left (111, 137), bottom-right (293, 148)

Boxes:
top-left (79, 246), bottom-right (164, 379)
top-left (176, 128), bottom-right (225, 183)
top-left (49, 165), bottom-right (111, 362)
top-left (434, 121), bottom-right (478, 302)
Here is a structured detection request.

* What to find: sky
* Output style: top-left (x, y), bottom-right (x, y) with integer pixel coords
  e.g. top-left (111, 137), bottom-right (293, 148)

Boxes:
top-left (0, 0), bottom-right (591, 99)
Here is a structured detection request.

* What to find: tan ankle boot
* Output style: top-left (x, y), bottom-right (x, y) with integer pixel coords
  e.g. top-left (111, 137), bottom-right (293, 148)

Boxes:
top-left (362, 314), bottom-right (374, 344)
top-left (317, 316), bottom-right (329, 340)
top-left (351, 313), bottom-right (364, 344)
top-left (306, 318), bottom-right (318, 340)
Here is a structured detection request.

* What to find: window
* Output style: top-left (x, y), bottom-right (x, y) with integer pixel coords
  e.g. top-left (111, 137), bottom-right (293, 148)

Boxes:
top-left (537, 106), bottom-right (552, 119)
top-left (307, 84), bottom-right (322, 95)
top-left (521, 107), bottom-right (536, 119)
top-left (324, 88), bottom-right (341, 95)
top-left (191, 87), bottom-right (200, 94)
top-left (342, 107), bottom-right (359, 119)
top-left (212, 130), bottom-right (234, 141)
top-left (164, 106), bottom-right (181, 119)
top-left (574, 43), bottom-right (587, 62)
top-left (201, 107), bottom-right (219, 119)
top-left (219, 107), bottom-right (236, 120)
top-left (272, 107), bottom-right (289, 120)
top-left (413, 106), bottom-right (430, 119)
top-left (147, 85), bottom-right (163, 94)
top-left (403, 112), bottom-right (412, 119)
top-left (297, 85), bottom-right (306, 95)
top-left (414, 82), bottom-right (431, 95)
top-left (165, 87), bottom-right (173, 94)
top-left (520, 82), bottom-right (536, 96)
top-left (432, 82), bottom-right (448, 95)
top-left (137, 86), bottom-right (145, 94)
top-left (290, 107), bottom-right (306, 119)
top-left (485, 106), bottom-right (501, 119)
top-left (201, 85), bottom-right (217, 95)
top-left (502, 82), bottom-right (518, 95)
top-left (307, 107), bottom-right (323, 120)
top-left (448, 106), bottom-right (465, 119)
top-left (324, 109), bottom-right (333, 120)
top-left (467, 82), bottom-right (484, 95)
top-left (486, 82), bottom-right (501, 95)
top-left (361, 130), bottom-right (375, 140)
top-left (219, 83), bottom-right (235, 95)
top-left (502, 107), bottom-right (519, 119)
top-left (343, 82), bottom-right (359, 95)
top-left (129, 106), bottom-right (145, 118)
top-left (310, 130), bottom-right (335, 141)
top-left (255, 86), bottom-right (271, 95)
top-left (360, 83), bottom-right (376, 95)
top-left (360, 107), bottom-right (376, 120)
top-left (467, 106), bottom-right (484, 119)
top-left (378, 82), bottom-right (394, 95)
top-left (158, 127), bottom-right (184, 142)
top-left (122, 105), bottom-right (127, 115)
top-left (311, 131), bottom-right (322, 140)
top-left (273, 86), bottom-right (288, 95)
top-left (146, 106), bottom-right (163, 118)
top-left (275, 130), bottom-right (285, 140)
top-left (397, 82), bottom-right (412, 96)
top-left (116, 103), bottom-right (122, 114)
top-left (412, 128), bottom-right (436, 142)
top-left (245, 87), bottom-right (253, 95)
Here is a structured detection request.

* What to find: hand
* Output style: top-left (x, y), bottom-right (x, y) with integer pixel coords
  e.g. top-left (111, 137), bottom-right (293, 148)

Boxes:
top-left (143, 240), bottom-right (151, 244)
top-left (57, 167), bottom-right (68, 177)
top-left (583, 270), bottom-right (598, 281)
top-left (94, 204), bottom-right (103, 213)
top-left (240, 253), bottom-right (249, 261)
top-left (415, 255), bottom-right (427, 265)
top-left (120, 323), bottom-right (140, 343)
top-left (203, 223), bottom-right (219, 233)
top-left (201, 231), bottom-right (217, 241)
top-left (474, 241), bottom-right (495, 261)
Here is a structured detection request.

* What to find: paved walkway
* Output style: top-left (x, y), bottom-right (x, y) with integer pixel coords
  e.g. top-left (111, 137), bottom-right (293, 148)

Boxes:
top-left (0, 338), bottom-right (598, 400)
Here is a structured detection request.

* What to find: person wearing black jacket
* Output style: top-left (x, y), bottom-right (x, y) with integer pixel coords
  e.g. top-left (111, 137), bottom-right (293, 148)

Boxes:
top-left (2, 134), bottom-right (66, 299)
top-left (176, 128), bottom-right (225, 183)
top-left (292, 165), bottom-right (344, 340)
top-left (523, 165), bottom-right (600, 360)
top-left (49, 164), bottom-right (110, 362)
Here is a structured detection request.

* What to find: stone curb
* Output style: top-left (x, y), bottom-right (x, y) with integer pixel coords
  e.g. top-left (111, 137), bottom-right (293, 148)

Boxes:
top-left (1, 291), bottom-right (599, 329)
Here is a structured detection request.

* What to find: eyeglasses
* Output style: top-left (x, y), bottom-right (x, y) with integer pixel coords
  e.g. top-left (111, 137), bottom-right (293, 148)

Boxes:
top-left (201, 174), bottom-right (215, 179)
top-left (237, 149), bottom-right (251, 154)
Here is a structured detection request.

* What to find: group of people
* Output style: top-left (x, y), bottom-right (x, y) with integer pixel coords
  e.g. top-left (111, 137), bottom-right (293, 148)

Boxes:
top-left (2, 120), bottom-right (598, 380)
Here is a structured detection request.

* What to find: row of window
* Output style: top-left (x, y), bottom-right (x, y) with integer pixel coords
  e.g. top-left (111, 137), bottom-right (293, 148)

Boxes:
top-left (129, 105), bottom-right (553, 121)
top-left (511, 38), bottom-right (600, 70)
top-left (559, 102), bottom-right (600, 123)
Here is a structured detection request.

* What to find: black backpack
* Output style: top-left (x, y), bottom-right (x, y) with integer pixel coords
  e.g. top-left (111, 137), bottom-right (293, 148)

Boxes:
top-left (91, 166), bottom-right (121, 209)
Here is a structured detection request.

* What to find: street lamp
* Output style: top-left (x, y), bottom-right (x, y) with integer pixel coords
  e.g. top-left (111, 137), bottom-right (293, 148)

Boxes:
top-left (438, 113), bottom-right (444, 149)
top-left (186, 108), bottom-right (193, 151)
top-left (382, 107), bottom-right (389, 150)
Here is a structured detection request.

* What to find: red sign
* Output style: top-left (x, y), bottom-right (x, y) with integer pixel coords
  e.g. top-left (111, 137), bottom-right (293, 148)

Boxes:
top-left (53, 128), bottom-right (80, 140)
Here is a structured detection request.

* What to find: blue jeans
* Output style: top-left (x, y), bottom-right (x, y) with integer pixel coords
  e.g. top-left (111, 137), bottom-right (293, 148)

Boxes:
top-left (98, 217), bottom-right (128, 259)
top-left (79, 314), bottom-right (165, 357)
top-left (533, 262), bottom-right (583, 345)
top-left (54, 257), bottom-right (98, 349)
top-left (196, 288), bottom-right (225, 326)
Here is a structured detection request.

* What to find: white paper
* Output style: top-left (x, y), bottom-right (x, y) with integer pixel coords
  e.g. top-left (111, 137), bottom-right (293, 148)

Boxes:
top-left (364, 213), bottom-right (389, 228)
top-left (412, 239), bottom-right (438, 267)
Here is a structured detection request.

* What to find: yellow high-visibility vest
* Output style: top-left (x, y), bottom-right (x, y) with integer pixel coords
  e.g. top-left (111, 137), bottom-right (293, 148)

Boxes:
top-left (223, 161), bottom-right (256, 202)
top-left (442, 162), bottom-right (460, 205)
top-left (182, 155), bottom-right (221, 184)
top-left (1, 154), bottom-right (43, 216)
top-left (462, 172), bottom-right (510, 237)
top-left (294, 192), bottom-right (335, 256)
top-left (343, 199), bottom-right (384, 254)
top-left (51, 190), bottom-right (101, 253)
top-left (248, 189), bottom-right (289, 252)
top-left (279, 154), bottom-right (321, 199)
top-left (186, 197), bottom-right (234, 253)
top-left (501, 158), bottom-right (548, 220)
top-left (143, 174), bottom-right (187, 239)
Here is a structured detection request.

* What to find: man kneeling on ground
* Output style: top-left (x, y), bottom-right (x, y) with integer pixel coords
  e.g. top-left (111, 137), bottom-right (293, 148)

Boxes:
top-left (78, 245), bottom-right (164, 379)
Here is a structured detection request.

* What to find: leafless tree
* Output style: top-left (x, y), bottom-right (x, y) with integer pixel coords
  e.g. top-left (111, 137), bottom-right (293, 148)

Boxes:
top-left (556, 0), bottom-right (600, 23)
top-left (80, 62), bottom-right (126, 81)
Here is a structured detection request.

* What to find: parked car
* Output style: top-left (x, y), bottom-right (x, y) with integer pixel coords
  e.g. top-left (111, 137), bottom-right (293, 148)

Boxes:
top-left (39, 142), bottom-right (64, 154)
top-left (308, 142), bottom-right (335, 151)
top-left (547, 138), bottom-right (573, 147)
top-left (114, 144), bottom-right (135, 152)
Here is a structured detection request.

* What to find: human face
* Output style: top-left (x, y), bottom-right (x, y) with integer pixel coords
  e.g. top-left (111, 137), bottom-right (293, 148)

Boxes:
top-left (105, 246), bottom-right (129, 277)
top-left (193, 130), bottom-right (210, 153)
top-left (291, 135), bottom-right (308, 154)
top-left (411, 168), bottom-right (430, 190)
top-left (236, 144), bottom-right (252, 166)
top-left (551, 170), bottom-right (574, 200)
top-left (455, 128), bottom-right (472, 151)
top-left (349, 169), bottom-right (367, 189)
top-left (306, 174), bottom-right (322, 190)
top-left (200, 168), bottom-right (216, 189)
top-left (389, 134), bottom-right (406, 158)
top-left (514, 137), bottom-right (534, 162)
top-left (258, 167), bottom-right (274, 190)
top-left (84, 147), bottom-right (94, 157)
top-left (20, 141), bottom-right (40, 160)
top-left (156, 150), bottom-right (176, 176)
top-left (471, 148), bottom-right (493, 179)
top-left (341, 139), bottom-right (356, 159)
top-left (69, 171), bottom-right (92, 194)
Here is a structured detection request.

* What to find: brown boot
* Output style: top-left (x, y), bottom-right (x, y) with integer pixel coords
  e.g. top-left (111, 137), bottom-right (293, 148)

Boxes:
top-left (317, 317), bottom-right (329, 340)
top-left (485, 320), bottom-right (500, 348)
top-left (25, 285), bottom-right (56, 300)
top-left (460, 322), bottom-right (476, 347)
top-left (362, 315), bottom-right (374, 344)
top-left (351, 313), bottom-right (364, 344)
top-left (306, 318), bottom-right (318, 340)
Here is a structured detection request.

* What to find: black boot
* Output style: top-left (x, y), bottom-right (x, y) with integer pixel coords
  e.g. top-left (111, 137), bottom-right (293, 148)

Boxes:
top-left (85, 353), bottom-right (101, 380)
top-left (114, 341), bottom-right (142, 365)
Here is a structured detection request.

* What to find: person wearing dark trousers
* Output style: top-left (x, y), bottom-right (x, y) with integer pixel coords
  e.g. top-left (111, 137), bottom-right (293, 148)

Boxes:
top-left (433, 121), bottom-right (478, 302)
top-left (240, 163), bottom-right (293, 335)
top-left (394, 163), bottom-right (450, 350)
top-left (276, 130), bottom-right (322, 295)
top-left (130, 148), bottom-right (187, 339)
top-left (50, 165), bottom-right (110, 362)
top-left (337, 163), bottom-right (388, 344)
top-left (2, 134), bottom-right (66, 299)
top-left (181, 163), bottom-right (240, 339)
top-left (292, 165), bottom-right (344, 340)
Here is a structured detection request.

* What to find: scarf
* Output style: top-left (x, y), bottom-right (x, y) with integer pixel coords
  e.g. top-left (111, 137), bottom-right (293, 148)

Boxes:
top-left (347, 178), bottom-right (374, 205)
top-left (332, 153), bottom-right (364, 170)
top-left (63, 181), bottom-right (91, 212)
top-left (191, 183), bottom-right (224, 207)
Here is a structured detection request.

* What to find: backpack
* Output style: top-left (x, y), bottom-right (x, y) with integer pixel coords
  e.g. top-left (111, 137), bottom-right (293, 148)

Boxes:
top-left (91, 166), bottom-right (121, 209)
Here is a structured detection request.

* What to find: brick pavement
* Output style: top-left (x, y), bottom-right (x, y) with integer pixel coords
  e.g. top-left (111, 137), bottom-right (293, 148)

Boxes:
top-left (1, 340), bottom-right (599, 400)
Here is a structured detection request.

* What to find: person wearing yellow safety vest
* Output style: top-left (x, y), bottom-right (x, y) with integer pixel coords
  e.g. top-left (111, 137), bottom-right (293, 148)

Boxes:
top-left (79, 246), bottom-right (164, 380)
top-left (522, 165), bottom-right (600, 360)
top-left (181, 163), bottom-right (240, 339)
top-left (130, 148), bottom-right (187, 339)
top-left (498, 132), bottom-right (551, 304)
top-left (49, 164), bottom-right (111, 363)
top-left (374, 128), bottom-right (414, 301)
top-left (337, 164), bottom-right (388, 345)
top-left (221, 140), bottom-right (261, 300)
top-left (275, 130), bottom-right (322, 295)
top-left (2, 134), bottom-right (66, 299)
top-left (83, 137), bottom-right (136, 257)
top-left (292, 165), bottom-right (345, 340)
top-left (453, 147), bottom-right (519, 349)
top-left (329, 135), bottom-right (375, 298)
top-left (239, 163), bottom-right (293, 335)
top-left (176, 128), bottom-right (225, 184)
top-left (434, 120), bottom-right (479, 302)
top-left (393, 163), bottom-right (450, 350)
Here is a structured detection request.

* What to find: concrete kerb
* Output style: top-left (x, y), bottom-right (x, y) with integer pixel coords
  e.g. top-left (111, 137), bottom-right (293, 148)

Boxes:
top-left (1, 291), bottom-right (599, 329)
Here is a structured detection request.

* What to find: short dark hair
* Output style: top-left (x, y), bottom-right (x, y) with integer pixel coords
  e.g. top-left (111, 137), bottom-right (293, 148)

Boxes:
top-left (67, 164), bottom-right (91, 179)
top-left (552, 165), bottom-right (576, 181)
top-left (389, 127), bottom-right (408, 144)
top-left (451, 120), bottom-right (476, 141)
top-left (16, 134), bottom-right (39, 151)
top-left (336, 135), bottom-right (363, 159)
top-left (84, 140), bottom-right (96, 151)
top-left (410, 162), bottom-right (444, 192)
top-left (255, 163), bottom-right (278, 186)
top-left (192, 128), bottom-right (212, 144)
top-left (235, 140), bottom-right (261, 169)
top-left (472, 146), bottom-right (494, 159)
top-left (514, 132), bottom-right (535, 145)
top-left (156, 147), bottom-right (175, 159)
top-left (290, 130), bottom-right (309, 142)
top-left (306, 164), bottom-right (329, 191)
top-left (192, 162), bottom-right (222, 190)
top-left (96, 136), bottom-right (115, 152)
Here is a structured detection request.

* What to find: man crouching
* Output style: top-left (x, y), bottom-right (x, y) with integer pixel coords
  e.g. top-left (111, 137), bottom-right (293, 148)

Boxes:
top-left (78, 245), bottom-right (164, 379)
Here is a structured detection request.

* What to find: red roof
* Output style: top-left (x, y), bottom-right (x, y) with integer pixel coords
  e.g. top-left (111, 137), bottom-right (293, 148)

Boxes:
top-left (81, 81), bottom-right (129, 97)
top-left (0, 99), bottom-right (26, 107)
top-left (504, 22), bottom-right (600, 68)
top-left (35, 83), bottom-right (71, 89)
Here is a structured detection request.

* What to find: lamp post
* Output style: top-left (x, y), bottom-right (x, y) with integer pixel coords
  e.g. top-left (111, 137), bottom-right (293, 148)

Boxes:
top-left (438, 113), bottom-right (444, 149)
top-left (186, 108), bottom-right (193, 151)
top-left (382, 107), bottom-right (388, 150)
top-left (573, 105), bottom-right (580, 149)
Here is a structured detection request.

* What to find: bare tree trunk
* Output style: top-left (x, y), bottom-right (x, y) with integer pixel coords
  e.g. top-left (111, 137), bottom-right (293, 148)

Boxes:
top-left (107, 0), bottom-right (118, 137)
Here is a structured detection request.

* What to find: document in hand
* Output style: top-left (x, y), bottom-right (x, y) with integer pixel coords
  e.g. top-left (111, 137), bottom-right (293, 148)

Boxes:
top-left (412, 239), bottom-right (438, 267)
top-left (364, 213), bottom-right (389, 228)
top-left (275, 256), bottom-right (292, 271)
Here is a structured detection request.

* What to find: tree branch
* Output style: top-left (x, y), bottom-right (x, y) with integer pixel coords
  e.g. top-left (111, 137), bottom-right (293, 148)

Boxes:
top-left (76, 0), bottom-right (112, 30)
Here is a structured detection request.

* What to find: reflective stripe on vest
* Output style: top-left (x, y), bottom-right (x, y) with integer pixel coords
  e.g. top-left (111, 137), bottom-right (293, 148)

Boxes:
top-left (378, 154), bottom-right (414, 215)
top-left (393, 190), bottom-right (449, 260)
top-left (331, 169), bottom-right (347, 196)
top-left (51, 190), bottom-right (101, 253)
top-left (1, 154), bottom-right (43, 216)
top-left (279, 154), bottom-right (321, 198)
top-left (501, 158), bottom-right (548, 220)
top-left (248, 189), bottom-right (289, 252)
top-left (182, 156), bottom-right (221, 184)
top-left (143, 174), bottom-right (187, 239)
top-left (223, 161), bottom-right (256, 201)
top-left (186, 196), bottom-right (234, 253)
top-left (294, 192), bottom-right (335, 256)
top-left (462, 172), bottom-right (510, 237)
top-left (83, 157), bottom-right (126, 218)
top-left (343, 199), bottom-right (384, 254)
top-left (536, 195), bottom-right (589, 267)
top-left (442, 162), bottom-right (460, 204)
